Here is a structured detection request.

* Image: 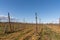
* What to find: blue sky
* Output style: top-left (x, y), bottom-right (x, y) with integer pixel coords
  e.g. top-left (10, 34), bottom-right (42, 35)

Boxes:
top-left (0, 0), bottom-right (60, 23)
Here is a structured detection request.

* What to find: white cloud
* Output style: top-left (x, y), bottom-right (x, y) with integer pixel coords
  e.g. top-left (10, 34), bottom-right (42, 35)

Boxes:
top-left (0, 15), bottom-right (18, 22)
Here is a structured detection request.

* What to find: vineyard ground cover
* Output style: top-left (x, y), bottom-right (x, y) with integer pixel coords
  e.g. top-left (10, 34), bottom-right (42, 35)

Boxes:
top-left (13, 27), bottom-right (33, 40)
top-left (14, 27), bottom-right (34, 40)
top-left (0, 24), bottom-right (33, 40)
top-left (38, 25), bottom-right (60, 40)
top-left (0, 23), bottom-right (60, 40)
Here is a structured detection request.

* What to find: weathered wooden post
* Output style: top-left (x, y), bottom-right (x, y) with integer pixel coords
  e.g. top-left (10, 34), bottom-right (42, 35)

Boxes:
top-left (59, 18), bottom-right (60, 27)
top-left (8, 12), bottom-right (13, 33)
top-left (4, 12), bottom-right (11, 33)
top-left (35, 12), bottom-right (38, 34)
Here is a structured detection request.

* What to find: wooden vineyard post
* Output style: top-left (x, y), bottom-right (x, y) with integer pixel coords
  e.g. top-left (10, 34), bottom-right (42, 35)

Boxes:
top-left (59, 18), bottom-right (60, 27)
top-left (8, 12), bottom-right (13, 33)
top-left (35, 12), bottom-right (38, 35)
top-left (39, 18), bottom-right (41, 24)
top-left (23, 18), bottom-right (25, 23)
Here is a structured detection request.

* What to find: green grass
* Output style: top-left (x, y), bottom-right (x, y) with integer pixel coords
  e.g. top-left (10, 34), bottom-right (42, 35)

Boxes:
top-left (39, 26), bottom-right (60, 40)
top-left (14, 29), bottom-right (33, 40)
top-left (0, 27), bottom-right (4, 35)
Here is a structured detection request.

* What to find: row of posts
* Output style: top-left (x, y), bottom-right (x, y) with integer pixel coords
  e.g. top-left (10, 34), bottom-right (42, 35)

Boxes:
top-left (3, 12), bottom-right (60, 34)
